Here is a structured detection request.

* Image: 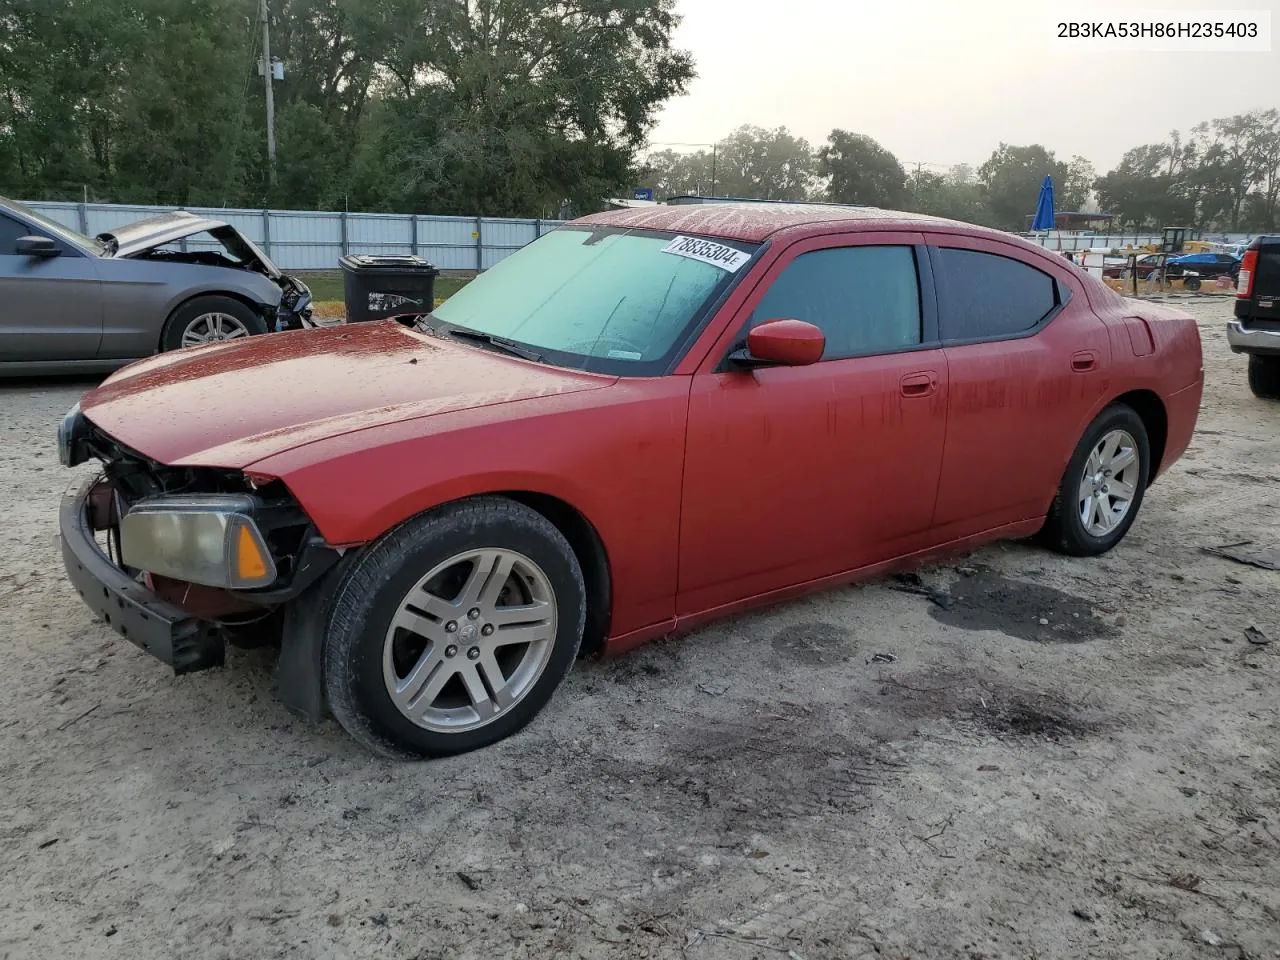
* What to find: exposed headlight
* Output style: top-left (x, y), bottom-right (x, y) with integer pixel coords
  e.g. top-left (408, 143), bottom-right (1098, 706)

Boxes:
top-left (57, 402), bottom-right (85, 467)
top-left (120, 495), bottom-right (277, 589)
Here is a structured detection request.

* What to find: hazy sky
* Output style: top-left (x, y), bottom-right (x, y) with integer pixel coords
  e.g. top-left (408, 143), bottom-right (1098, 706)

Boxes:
top-left (649, 0), bottom-right (1280, 174)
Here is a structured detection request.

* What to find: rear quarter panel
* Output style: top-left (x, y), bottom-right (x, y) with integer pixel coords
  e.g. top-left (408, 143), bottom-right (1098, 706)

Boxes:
top-left (94, 258), bottom-right (282, 359)
top-left (1079, 274), bottom-right (1203, 478)
top-left (248, 378), bottom-right (691, 638)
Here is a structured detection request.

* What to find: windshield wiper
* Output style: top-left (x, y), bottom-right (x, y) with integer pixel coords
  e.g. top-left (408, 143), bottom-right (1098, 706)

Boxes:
top-left (445, 326), bottom-right (544, 363)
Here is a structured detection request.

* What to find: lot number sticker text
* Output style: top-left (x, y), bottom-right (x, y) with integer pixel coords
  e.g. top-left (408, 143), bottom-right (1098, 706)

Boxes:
top-left (661, 236), bottom-right (751, 273)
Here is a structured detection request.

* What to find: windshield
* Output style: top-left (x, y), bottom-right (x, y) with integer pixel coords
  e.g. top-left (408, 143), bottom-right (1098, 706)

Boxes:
top-left (2, 198), bottom-right (106, 254)
top-left (430, 226), bottom-right (758, 376)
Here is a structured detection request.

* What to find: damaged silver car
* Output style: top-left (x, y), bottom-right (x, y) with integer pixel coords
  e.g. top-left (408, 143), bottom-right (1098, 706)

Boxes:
top-left (0, 196), bottom-right (317, 375)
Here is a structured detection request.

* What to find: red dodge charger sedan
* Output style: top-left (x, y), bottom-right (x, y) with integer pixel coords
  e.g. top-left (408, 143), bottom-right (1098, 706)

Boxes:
top-left (58, 203), bottom-right (1204, 758)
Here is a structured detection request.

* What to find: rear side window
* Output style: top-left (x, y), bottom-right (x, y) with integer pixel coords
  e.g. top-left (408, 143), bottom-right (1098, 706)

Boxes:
top-left (934, 247), bottom-right (1058, 341)
top-left (748, 245), bottom-right (922, 360)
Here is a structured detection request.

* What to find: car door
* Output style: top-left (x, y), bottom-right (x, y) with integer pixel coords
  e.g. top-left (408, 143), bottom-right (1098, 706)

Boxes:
top-left (927, 236), bottom-right (1110, 537)
top-left (0, 213), bottom-right (103, 361)
top-left (676, 232), bottom-right (950, 617)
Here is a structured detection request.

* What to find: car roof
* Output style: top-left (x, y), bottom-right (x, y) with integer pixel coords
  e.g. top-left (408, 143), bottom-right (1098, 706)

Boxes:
top-left (573, 202), bottom-right (981, 244)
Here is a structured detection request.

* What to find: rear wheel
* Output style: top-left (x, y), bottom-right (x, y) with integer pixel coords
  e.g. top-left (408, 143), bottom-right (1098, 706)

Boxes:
top-left (1247, 354), bottom-right (1280, 400)
top-left (161, 295), bottom-right (266, 352)
top-left (323, 497), bottom-right (586, 759)
top-left (1040, 404), bottom-right (1150, 557)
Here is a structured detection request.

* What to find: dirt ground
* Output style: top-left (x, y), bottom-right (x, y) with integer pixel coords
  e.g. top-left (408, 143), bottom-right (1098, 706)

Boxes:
top-left (1, 296), bottom-right (1277, 960)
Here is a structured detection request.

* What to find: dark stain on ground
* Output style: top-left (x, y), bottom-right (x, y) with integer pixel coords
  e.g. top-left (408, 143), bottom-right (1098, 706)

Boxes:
top-left (873, 668), bottom-right (1104, 742)
top-left (925, 566), bottom-right (1116, 644)
top-left (770, 620), bottom-right (853, 665)
top-left (963, 693), bottom-right (1098, 742)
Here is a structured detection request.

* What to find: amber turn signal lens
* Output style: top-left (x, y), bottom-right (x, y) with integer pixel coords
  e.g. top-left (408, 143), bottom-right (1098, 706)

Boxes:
top-left (236, 523), bottom-right (270, 581)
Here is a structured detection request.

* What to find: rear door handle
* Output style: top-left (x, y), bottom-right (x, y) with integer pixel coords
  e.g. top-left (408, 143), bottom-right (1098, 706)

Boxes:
top-left (1071, 351), bottom-right (1097, 372)
top-left (900, 371), bottom-right (937, 398)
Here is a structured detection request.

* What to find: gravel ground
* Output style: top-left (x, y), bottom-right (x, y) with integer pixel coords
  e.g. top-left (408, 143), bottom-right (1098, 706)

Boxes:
top-left (1, 296), bottom-right (1277, 960)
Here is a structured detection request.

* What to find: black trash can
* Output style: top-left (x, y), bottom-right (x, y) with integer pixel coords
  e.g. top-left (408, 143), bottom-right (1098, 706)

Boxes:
top-left (339, 254), bottom-right (439, 323)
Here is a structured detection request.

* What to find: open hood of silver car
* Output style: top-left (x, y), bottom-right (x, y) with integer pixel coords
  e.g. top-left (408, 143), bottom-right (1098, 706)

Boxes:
top-left (97, 211), bottom-right (282, 277)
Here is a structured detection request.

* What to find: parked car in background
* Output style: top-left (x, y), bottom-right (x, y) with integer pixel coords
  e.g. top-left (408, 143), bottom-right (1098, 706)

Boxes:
top-left (1101, 251), bottom-right (1239, 288)
top-left (1168, 252), bottom-right (1241, 285)
top-left (0, 196), bottom-right (314, 375)
top-left (58, 203), bottom-right (1203, 758)
top-left (1102, 253), bottom-right (1162, 280)
top-left (1228, 234), bottom-right (1280, 398)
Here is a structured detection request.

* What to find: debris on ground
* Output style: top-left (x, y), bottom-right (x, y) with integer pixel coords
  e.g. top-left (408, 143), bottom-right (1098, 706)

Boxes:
top-left (697, 682), bottom-right (729, 697)
top-left (867, 653), bottom-right (899, 664)
top-left (888, 572), bottom-right (954, 609)
top-left (1244, 625), bottom-right (1271, 646)
top-left (1203, 540), bottom-right (1280, 570)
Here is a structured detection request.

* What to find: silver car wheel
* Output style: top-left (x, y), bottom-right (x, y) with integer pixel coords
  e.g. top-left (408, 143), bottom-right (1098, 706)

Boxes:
top-left (1077, 428), bottom-right (1140, 537)
top-left (181, 312), bottom-right (251, 347)
top-left (382, 548), bottom-right (558, 734)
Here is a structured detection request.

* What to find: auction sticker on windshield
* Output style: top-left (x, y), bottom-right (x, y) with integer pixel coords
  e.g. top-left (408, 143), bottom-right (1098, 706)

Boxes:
top-left (661, 236), bottom-right (751, 272)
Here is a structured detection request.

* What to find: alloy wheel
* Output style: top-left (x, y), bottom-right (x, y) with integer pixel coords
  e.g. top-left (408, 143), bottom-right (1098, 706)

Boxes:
top-left (382, 549), bottom-right (558, 733)
top-left (181, 312), bottom-right (251, 347)
top-left (1077, 428), bottom-right (1140, 537)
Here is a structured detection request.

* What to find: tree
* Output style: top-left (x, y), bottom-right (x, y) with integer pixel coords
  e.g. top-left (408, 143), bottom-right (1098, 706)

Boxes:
top-left (1060, 156), bottom-right (1095, 212)
top-left (905, 169), bottom-right (991, 224)
top-left (641, 148), bottom-right (713, 199)
top-left (977, 143), bottom-right (1069, 231)
top-left (709, 125), bottom-right (815, 200)
top-left (0, 0), bottom-right (695, 216)
top-left (818, 130), bottom-right (905, 207)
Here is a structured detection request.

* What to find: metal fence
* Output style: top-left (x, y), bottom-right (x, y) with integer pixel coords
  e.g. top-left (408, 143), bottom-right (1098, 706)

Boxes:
top-left (22, 200), bottom-right (566, 272)
top-left (1022, 231), bottom-right (1255, 252)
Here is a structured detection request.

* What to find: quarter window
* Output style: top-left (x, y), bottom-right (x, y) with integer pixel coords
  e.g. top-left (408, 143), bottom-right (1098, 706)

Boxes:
top-left (934, 247), bottom-right (1058, 341)
top-left (749, 245), bottom-right (922, 360)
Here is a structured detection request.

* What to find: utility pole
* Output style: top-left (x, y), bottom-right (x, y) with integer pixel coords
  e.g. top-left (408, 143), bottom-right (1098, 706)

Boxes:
top-left (260, 0), bottom-right (276, 186)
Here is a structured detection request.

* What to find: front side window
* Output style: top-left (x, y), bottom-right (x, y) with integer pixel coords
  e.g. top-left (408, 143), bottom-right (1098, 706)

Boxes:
top-left (430, 226), bottom-right (757, 376)
top-left (934, 247), bottom-right (1058, 341)
top-left (0, 215), bottom-right (27, 255)
top-left (747, 245), bottom-right (922, 360)
top-left (0, 200), bottom-right (101, 254)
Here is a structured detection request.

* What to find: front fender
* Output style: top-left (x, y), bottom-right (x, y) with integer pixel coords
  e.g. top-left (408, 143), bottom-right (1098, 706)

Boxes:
top-left (248, 379), bottom-right (692, 639)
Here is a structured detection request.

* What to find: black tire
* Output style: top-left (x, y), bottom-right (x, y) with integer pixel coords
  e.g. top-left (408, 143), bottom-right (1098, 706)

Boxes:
top-left (1040, 404), bottom-right (1150, 557)
top-left (1247, 355), bottom-right (1280, 401)
top-left (1183, 275), bottom-right (1201, 291)
top-left (160, 295), bottom-right (267, 352)
top-left (323, 497), bottom-right (586, 759)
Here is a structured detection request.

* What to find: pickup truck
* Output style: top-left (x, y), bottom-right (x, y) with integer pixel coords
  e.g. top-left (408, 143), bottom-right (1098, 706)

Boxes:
top-left (1228, 235), bottom-right (1280, 398)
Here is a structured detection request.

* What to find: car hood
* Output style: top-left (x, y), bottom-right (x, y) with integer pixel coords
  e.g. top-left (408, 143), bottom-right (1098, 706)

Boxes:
top-left (80, 321), bottom-right (614, 469)
top-left (98, 212), bottom-right (284, 278)
top-left (99, 211), bottom-right (225, 256)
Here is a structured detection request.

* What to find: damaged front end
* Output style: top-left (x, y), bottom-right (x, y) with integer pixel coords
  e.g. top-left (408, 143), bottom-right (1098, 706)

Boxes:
top-left (59, 408), bottom-right (341, 675)
top-left (98, 211), bottom-right (316, 332)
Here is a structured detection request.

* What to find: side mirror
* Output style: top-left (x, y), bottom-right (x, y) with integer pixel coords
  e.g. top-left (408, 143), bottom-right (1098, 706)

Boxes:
top-left (733, 318), bottom-right (825, 367)
top-left (16, 236), bottom-right (59, 258)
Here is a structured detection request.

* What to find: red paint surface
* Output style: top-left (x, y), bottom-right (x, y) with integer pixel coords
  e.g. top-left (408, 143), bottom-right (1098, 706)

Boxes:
top-left (79, 205), bottom-right (1205, 654)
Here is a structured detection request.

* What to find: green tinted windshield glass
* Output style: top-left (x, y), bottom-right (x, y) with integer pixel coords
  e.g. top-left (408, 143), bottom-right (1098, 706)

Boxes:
top-left (431, 227), bottom-right (756, 375)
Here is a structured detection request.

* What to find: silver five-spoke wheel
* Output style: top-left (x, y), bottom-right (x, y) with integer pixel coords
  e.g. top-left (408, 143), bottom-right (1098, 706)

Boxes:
top-left (1078, 428), bottom-right (1139, 537)
top-left (181, 312), bottom-right (251, 347)
top-left (383, 548), bottom-right (557, 733)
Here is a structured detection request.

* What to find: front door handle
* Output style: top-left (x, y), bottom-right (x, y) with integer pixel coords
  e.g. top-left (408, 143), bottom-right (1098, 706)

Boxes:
top-left (900, 371), bottom-right (937, 398)
top-left (1071, 351), bottom-right (1097, 373)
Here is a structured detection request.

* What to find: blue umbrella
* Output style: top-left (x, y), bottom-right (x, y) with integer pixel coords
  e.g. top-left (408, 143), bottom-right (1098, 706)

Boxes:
top-left (1031, 175), bottom-right (1055, 231)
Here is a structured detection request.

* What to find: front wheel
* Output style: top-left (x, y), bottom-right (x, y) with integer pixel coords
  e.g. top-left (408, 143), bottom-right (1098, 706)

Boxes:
top-left (161, 295), bottom-right (267, 352)
top-left (1248, 354), bottom-right (1280, 400)
top-left (323, 497), bottom-right (586, 759)
top-left (1040, 404), bottom-right (1150, 557)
